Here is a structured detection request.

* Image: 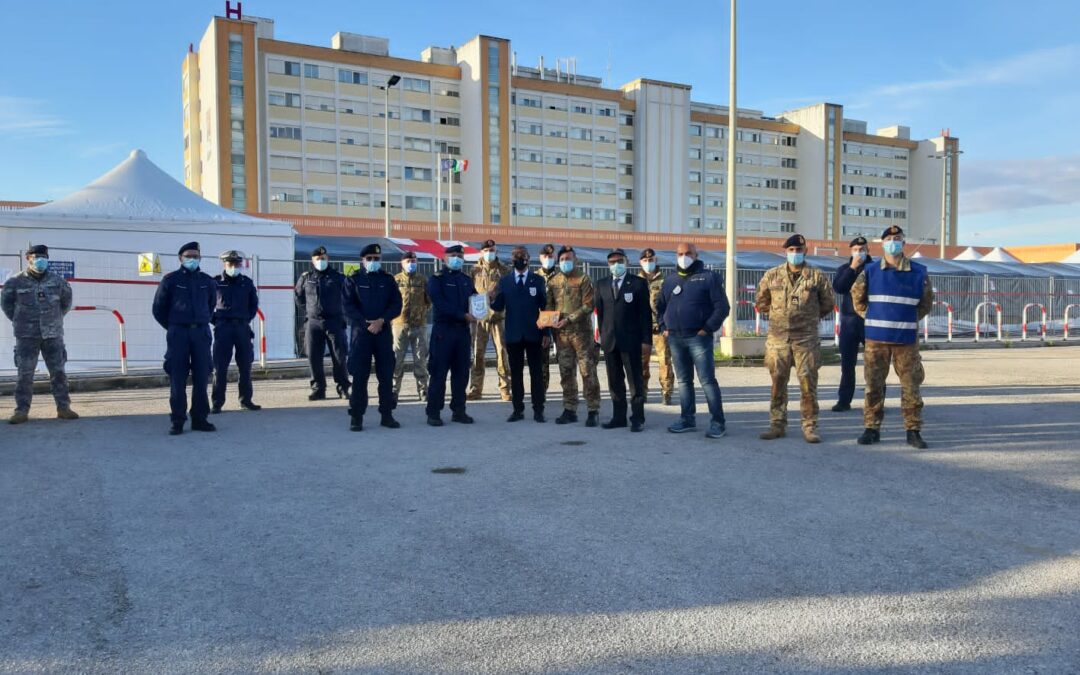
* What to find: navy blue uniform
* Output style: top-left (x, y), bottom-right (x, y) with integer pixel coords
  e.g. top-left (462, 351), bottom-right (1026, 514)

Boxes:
top-left (491, 270), bottom-right (549, 414)
top-left (342, 268), bottom-right (402, 418)
top-left (295, 268), bottom-right (350, 394)
top-left (152, 267), bottom-right (218, 425)
top-left (426, 269), bottom-right (476, 417)
top-left (211, 273), bottom-right (259, 408)
top-left (833, 257), bottom-right (870, 407)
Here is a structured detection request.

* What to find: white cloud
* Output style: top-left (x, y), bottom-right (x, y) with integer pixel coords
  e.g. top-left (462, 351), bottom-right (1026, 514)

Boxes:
top-left (961, 155), bottom-right (1080, 215)
top-left (0, 96), bottom-right (71, 138)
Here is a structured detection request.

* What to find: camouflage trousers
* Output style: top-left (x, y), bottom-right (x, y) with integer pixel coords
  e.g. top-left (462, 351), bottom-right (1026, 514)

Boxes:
top-left (864, 340), bottom-right (924, 431)
top-left (556, 329), bottom-right (601, 412)
top-left (468, 319), bottom-right (510, 396)
top-left (540, 340), bottom-right (554, 392)
top-left (13, 336), bottom-right (70, 413)
top-left (764, 336), bottom-right (821, 430)
top-left (642, 332), bottom-right (674, 397)
top-left (392, 324), bottom-right (429, 398)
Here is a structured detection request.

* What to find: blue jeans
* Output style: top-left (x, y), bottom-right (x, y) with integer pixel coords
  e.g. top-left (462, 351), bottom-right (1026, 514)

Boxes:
top-left (668, 333), bottom-right (725, 425)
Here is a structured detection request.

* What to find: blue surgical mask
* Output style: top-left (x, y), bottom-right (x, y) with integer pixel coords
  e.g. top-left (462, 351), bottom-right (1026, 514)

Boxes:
top-left (225, 267), bottom-right (240, 277)
top-left (540, 257), bottom-right (555, 270)
top-left (883, 240), bottom-right (904, 256)
top-left (31, 258), bottom-right (49, 272)
top-left (787, 252), bottom-right (805, 266)
top-left (447, 256), bottom-right (464, 271)
top-left (403, 261), bottom-right (417, 274)
top-left (313, 259), bottom-right (328, 272)
top-left (641, 261), bottom-right (656, 274)
top-left (609, 262), bottom-right (626, 277)
top-left (854, 250), bottom-right (868, 262)
top-left (559, 260), bottom-right (574, 274)
top-left (483, 251), bottom-right (496, 263)
top-left (363, 260), bottom-right (381, 273)
top-left (182, 257), bottom-right (200, 271)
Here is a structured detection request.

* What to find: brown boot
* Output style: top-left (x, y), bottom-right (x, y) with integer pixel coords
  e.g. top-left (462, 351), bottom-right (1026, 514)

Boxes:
top-left (802, 427), bottom-right (821, 444)
top-left (500, 391), bottom-right (512, 402)
top-left (9, 410), bottom-right (29, 425)
top-left (759, 425), bottom-right (786, 440)
top-left (466, 390), bottom-right (483, 401)
top-left (57, 407), bottom-right (80, 420)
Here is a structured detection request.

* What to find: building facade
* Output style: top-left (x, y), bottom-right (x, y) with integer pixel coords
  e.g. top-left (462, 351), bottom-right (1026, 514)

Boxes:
top-left (183, 14), bottom-right (960, 245)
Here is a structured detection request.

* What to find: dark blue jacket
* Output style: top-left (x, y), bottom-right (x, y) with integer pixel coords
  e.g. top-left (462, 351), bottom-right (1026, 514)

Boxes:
top-left (428, 269), bottom-right (477, 325)
top-left (656, 260), bottom-right (730, 337)
top-left (490, 270), bottom-right (549, 344)
top-left (152, 267), bottom-right (218, 329)
top-left (295, 268), bottom-right (346, 322)
top-left (342, 269), bottom-right (402, 330)
top-left (833, 257), bottom-right (872, 319)
top-left (212, 273), bottom-right (259, 323)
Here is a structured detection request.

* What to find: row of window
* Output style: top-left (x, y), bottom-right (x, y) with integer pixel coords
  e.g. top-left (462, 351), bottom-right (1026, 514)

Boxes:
top-left (689, 125), bottom-right (798, 147)
top-left (511, 149), bottom-right (629, 173)
top-left (511, 121), bottom-right (621, 144)
top-left (842, 164), bottom-right (907, 180)
top-left (511, 93), bottom-right (618, 118)
top-left (843, 142), bottom-right (907, 161)
top-left (511, 176), bottom-right (622, 194)
top-left (270, 188), bottom-right (463, 211)
top-left (268, 125), bottom-right (464, 151)
top-left (268, 59), bottom-right (459, 96)
top-left (841, 185), bottom-right (907, 199)
top-left (687, 219), bottom-right (797, 232)
top-left (841, 206), bottom-right (908, 218)
top-left (510, 204), bottom-right (618, 220)
top-left (270, 98), bottom-right (462, 126)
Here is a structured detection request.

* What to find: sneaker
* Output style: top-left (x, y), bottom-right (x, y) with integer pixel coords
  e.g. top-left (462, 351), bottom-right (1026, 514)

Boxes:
top-left (906, 430), bottom-right (928, 449)
top-left (857, 428), bottom-right (881, 445)
top-left (831, 402), bottom-right (851, 412)
top-left (667, 419), bottom-right (697, 434)
top-left (759, 426), bottom-right (786, 440)
top-left (56, 407), bottom-right (80, 420)
top-left (706, 421), bottom-right (727, 439)
top-left (555, 410), bottom-right (578, 425)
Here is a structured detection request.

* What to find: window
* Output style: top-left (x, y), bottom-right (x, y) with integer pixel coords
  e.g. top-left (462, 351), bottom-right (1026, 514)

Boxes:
top-left (737, 130), bottom-right (761, 143)
top-left (304, 64), bottom-right (332, 80)
top-left (597, 106), bottom-right (616, 117)
top-left (435, 141), bottom-right (461, 155)
top-left (339, 130), bottom-right (369, 146)
top-left (304, 127), bottom-right (335, 143)
top-left (689, 148), bottom-right (702, 160)
top-left (338, 69), bottom-right (368, 85)
top-left (404, 137), bottom-right (432, 152)
top-left (781, 135), bottom-right (797, 147)
top-left (570, 153), bottom-right (592, 167)
top-left (689, 124), bottom-right (702, 137)
top-left (517, 122), bottom-right (542, 135)
top-left (306, 158), bottom-right (336, 173)
top-left (595, 130), bottom-right (615, 144)
top-left (340, 161), bottom-right (369, 176)
top-left (573, 103), bottom-right (593, 115)
top-left (402, 77), bottom-right (430, 93)
top-left (269, 59), bottom-right (300, 76)
top-left (618, 163), bottom-right (633, 176)
top-left (269, 125), bottom-right (302, 140)
top-left (404, 166), bottom-right (432, 181)
top-left (781, 157), bottom-right (797, 168)
top-left (781, 179), bottom-right (796, 190)
top-left (545, 152), bottom-right (567, 165)
top-left (438, 114), bottom-right (460, 126)
top-left (517, 150), bottom-right (542, 163)
top-left (270, 187), bottom-right (302, 202)
top-left (704, 174), bottom-right (723, 185)
top-left (305, 95), bottom-right (335, 112)
top-left (269, 91), bottom-right (300, 108)
top-left (705, 220), bottom-right (722, 230)
top-left (618, 188), bottom-right (633, 200)
top-left (706, 197), bottom-right (723, 207)
top-left (436, 85), bottom-right (459, 97)
top-left (765, 178), bottom-right (779, 189)
top-left (619, 139), bottom-right (633, 151)
top-left (688, 217), bottom-right (701, 229)
top-left (569, 127), bottom-right (592, 141)
top-left (569, 181), bottom-right (591, 194)
top-left (545, 97), bottom-right (567, 111)
top-left (341, 191), bottom-right (370, 207)
top-left (403, 107), bottom-right (431, 123)
top-left (338, 100), bottom-right (366, 115)
top-left (707, 151), bottom-right (724, 163)
top-left (514, 203), bottom-right (542, 217)
top-left (516, 95), bottom-right (541, 108)
top-left (780, 222), bottom-right (795, 232)
top-left (705, 126), bottom-right (723, 139)
top-left (619, 212), bottom-right (633, 225)
top-left (570, 206), bottom-right (592, 219)
top-left (689, 171), bottom-right (701, 183)
top-left (781, 201), bottom-right (796, 212)
top-left (619, 113), bottom-right (633, 126)
top-left (306, 189), bottom-right (336, 205)
top-left (269, 155), bottom-right (301, 171)
top-left (546, 205), bottom-right (568, 218)
top-left (547, 124), bottom-right (567, 138)
top-left (595, 208), bottom-right (615, 221)
top-left (405, 195), bottom-right (433, 210)
top-left (546, 178), bottom-right (568, 192)
top-left (689, 193), bottom-right (701, 206)
top-left (594, 182), bottom-right (616, 195)
top-left (514, 175), bottom-right (542, 190)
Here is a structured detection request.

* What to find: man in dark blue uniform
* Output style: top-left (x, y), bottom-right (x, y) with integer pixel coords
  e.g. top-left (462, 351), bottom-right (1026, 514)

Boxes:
top-left (152, 242), bottom-right (218, 435)
top-left (211, 250), bottom-right (261, 414)
top-left (490, 245), bottom-right (550, 423)
top-left (832, 236), bottom-right (871, 412)
top-left (342, 243), bottom-right (402, 431)
top-left (295, 245), bottom-right (351, 401)
top-left (425, 244), bottom-right (477, 426)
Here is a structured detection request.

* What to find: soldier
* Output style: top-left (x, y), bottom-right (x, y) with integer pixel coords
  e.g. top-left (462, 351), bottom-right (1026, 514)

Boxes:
top-left (546, 246), bottom-right (600, 427)
top-left (295, 246), bottom-right (351, 401)
top-left (152, 242), bottom-right (218, 435)
top-left (832, 236), bottom-right (871, 412)
top-left (1, 244), bottom-right (78, 424)
top-left (467, 239), bottom-right (511, 401)
top-left (426, 245), bottom-right (478, 426)
top-left (755, 234), bottom-right (836, 443)
top-left (210, 250), bottom-right (261, 414)
top-left (851, 225), bottom-right (934, 449)
top-left (535, 243), bottom-right (559, 392)
top-left (342, 243), bottom-right (403, 431)
top-left (638, 248), bottom-right (674, 405)
top-left (392, 251), bottom-right (431, 403)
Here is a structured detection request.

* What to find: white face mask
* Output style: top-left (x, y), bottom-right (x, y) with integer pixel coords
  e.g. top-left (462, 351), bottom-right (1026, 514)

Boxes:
top-left (540, 257), bottom-right (555, 270)
top-left (677, 255), bottom-right (694, 270)
top-left (225, 267), bottom-right (240, 277)
top-left (483, 251), bottom-right (496, 263)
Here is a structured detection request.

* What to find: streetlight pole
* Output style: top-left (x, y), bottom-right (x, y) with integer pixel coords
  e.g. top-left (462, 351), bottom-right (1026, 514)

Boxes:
top-left (929, 147), bottom-right (962, 258)
top-left (723, 0), bottom-right (738, 339)
top-left (380, 74), bottom-right (401, 238)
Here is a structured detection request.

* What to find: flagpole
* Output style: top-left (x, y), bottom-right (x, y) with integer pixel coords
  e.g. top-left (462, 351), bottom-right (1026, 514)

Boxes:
top-left (436, 153), bottom-right (443, 240)
top-left (449, 164), bottom-right (455, 241)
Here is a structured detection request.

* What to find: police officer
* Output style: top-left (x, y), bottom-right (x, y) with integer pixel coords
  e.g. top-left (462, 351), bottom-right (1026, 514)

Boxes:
top-left (392, 250), bottom-right (431, 402)
top-left (295, 246), bottom-right (350, 400)
top-left (755, 234), bottom-right (835, 443)
top-left (152, 242), bottom-right (218, 435)
top-left (638, 248), bottom-right (674, 406)
top-left (1, 244), bottom-right (78, 424)
top-left (342, 243), bottom-right (403, 431)
top-left (546, 246), bottom-right (601, 427)
top-left (210, 250), bottom-right (261, 414)
top-left (426, 244), bottom-right (477, 426)
top-left (535, 243), bottom-right (559, 392)
top-left (467, 239), bottom-right (511, 401)
top-left (832, 236), bottom-right (871, 412)
top-left (851, 225), bottom-right (934, 449)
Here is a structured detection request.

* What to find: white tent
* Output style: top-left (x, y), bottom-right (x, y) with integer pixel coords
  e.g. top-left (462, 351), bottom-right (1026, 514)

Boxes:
top-left (910, 251), bottom-right (925, 258)
top-left (0, 150), bottom-right (296, 370)
top-left (1061, 249), bottom-right (1080, 263)
top-left (981, 246), bottom-right (1021, 263)
top-left (953, 246), bottom-right (983, 261)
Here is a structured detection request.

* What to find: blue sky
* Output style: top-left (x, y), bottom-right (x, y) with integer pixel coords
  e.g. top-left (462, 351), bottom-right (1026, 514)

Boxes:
top-left (2, 0), bottom-right (1078, 246)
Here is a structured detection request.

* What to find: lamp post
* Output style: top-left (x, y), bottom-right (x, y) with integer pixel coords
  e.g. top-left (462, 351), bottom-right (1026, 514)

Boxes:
top-left (723, 0), bottom-right (738, 339)
top-left (380, 74), bottom-right (401, 237)
top-left (929, 147), bottom-right (962, 258)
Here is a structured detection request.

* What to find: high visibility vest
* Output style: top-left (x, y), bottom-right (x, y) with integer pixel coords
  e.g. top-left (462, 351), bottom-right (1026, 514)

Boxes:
top-left (863, 260), bottom-right (927, 344)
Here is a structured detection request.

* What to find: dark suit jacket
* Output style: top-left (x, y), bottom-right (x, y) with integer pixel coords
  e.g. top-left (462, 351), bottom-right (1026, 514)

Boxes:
top-left (490, 270), bottom-right (549, 344)
top-left (595, 274), bottom-right (652, 353)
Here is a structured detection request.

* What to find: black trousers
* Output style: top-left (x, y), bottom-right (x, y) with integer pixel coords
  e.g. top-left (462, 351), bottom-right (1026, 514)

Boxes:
top-left (506, 339), bottom-right (545, 412)
top-left (427, 323), bottom-right (471, 416)
top-left (347, 328), bottom-right (395, 417)
top-left (837, 316), bottom-right (865, 406)
top-left (164, 324), bottom-right (212, 425)
top-left (212, 321), bottom-right (255, 408)
top-left (305, 318), bottom-right (350, 392)
top-left (604, 346), bottom-right (645, 424)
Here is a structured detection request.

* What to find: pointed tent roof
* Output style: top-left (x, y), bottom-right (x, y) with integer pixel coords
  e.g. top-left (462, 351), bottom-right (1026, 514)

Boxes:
top-left (981, 246), bottom-right (1021, 263)
top-left (910, 251), bottom-right (925, 258)
top-left (953, 246), bottom-right (983, 261)
top-left (1061, 248), bottom-right (1080, 263)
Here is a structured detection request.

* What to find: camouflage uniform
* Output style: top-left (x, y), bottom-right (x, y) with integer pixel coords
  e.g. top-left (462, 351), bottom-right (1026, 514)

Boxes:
top-left (468, 259), bottom-right (511, 398)
top-left (547, 267), bottom-right (601, 412)
top-left (755, 263), bottom-right (835, 433)
top-left (537, 265), bottom-right (560, 391)
top-left (1, 268), bottom-right (74, 414)
top-left (392, 270), bottom-right (431, 399)
top-left (639, 268), bottom-right (674, 400)
top-left (851, 255), bottom-right (934, 431)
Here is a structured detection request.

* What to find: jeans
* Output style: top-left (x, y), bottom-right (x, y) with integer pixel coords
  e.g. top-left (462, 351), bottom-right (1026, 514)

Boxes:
top-left (668, 333), bottom-right (725, 425)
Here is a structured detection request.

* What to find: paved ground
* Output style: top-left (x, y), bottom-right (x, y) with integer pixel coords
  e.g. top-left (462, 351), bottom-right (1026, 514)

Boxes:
top-left (1, 346), bottom-right (1078, 674)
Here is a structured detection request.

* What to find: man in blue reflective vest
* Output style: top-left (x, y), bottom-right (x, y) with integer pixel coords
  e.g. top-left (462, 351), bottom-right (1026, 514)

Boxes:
top-left (831, 236), bottom-right (871, 412)
top-left (850, 225), bottom-right (934, 449)
top-left (211, 250), bottom-right (261, 414)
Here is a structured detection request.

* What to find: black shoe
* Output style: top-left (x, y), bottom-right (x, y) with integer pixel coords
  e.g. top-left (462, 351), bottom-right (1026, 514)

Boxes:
top-left (534, 410), bottom-right (546, 423)
top-left (906, 430), bottom-right (928, 449)
top-left (451, 412), bottom-right (474, 424)
top-left (555, 410), bottom-right (578, 425)
top-left (857, 428), bottom-right (880, 445)
top-left (240, 401), bottom-right (262, 411)
top-left (381, 413), bottom-right (400, 429)
top-left (351, 416), bottom-right (363, 432)
top-left (601, 419), bottom-right (628, 429)
top-left (631, 421), bottom-right (644, 433)
top-left (427, 415), bottom-right (443, 427)
top-left (210, 405), bottom-right (223, 415)
top-left (336, 383), bottom-right (350, 399)
top-left (585, 411), bottom-right (599, 428)
top-left (831, 402), bottom-right (851, 412)
top-left (191, 420), bottom-right (216, 432)
top-left (507, 410), bottom-right (525, 422)
top-left (169, 423), bottom-right (183, 436)
top-left (309, 390), bottom-right (327, 401)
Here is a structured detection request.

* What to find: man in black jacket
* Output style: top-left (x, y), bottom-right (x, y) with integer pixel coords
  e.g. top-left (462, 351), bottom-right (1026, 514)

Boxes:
top-left (595, 249), bottom-right (652, 432)
top-left (832, 236), bottom-right (871, 412)
top-left (490, 246), bottom-right (550, 423)
top-left (295, 246), bottom-right (351, 400)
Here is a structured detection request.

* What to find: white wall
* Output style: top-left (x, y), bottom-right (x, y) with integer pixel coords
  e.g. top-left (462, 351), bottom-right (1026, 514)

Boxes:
top-left (780, 104), bottom-right (826, 238)
top-left (455, 37), bottom-right (485, 225)
top-left (630, 82), bottom-right (690, 233)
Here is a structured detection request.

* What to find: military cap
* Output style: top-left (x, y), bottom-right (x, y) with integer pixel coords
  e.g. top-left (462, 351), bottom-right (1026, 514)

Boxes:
top-left (540, 243), bottom-right (556, 256)
top-left (178, 241), bottom-right (200, 256)
top-left (401, 250), bottom-right (417, 260)
top-left (481, 239), bottom-right (497, 250)
top-left (219, 249), bottom-right (244, 262)
top-left (444, 244), bottom-right (464, 255)
top-left (557, 245), bottom-right (575, 257)
top-left (881, 225), bottom-right (904, 238)
top-left (607, 248), bottom-right (627, 260)
top-left (640, 248), bottom-right (656, 259)
top-left (27, 244), bottom-right (48, 257)
top-left (360, 243), bottom-right (381, 257)
top-left (849, 236), bottom-right (868, 247)
top-left (782, 234), bottom-right (806, 249)
top-left (311, 246), bottom-right (328, 257)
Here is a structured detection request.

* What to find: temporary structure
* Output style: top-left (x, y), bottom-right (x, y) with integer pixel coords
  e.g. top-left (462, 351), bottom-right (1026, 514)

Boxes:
top-left (953, 246), bottom-right (983, 261)
top-left (981, 246), bottom-right (1021, 263)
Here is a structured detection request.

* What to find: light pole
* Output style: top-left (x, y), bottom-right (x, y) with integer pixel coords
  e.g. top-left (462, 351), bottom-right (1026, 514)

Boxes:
top-left (929, 147), bottom-right (962, 258)
top-left (380, 74), bottom-right (401, 237)
top-left (723, 0), bottom-right (738, 339)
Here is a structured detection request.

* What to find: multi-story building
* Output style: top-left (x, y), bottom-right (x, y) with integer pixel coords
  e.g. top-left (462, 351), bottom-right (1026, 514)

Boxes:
top-left (183, 13), bottom-right (959, 245)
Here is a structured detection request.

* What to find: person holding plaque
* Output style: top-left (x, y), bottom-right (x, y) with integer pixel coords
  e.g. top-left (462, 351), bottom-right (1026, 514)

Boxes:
top-left (490, 246), bottom-right (550, 423)
top-left (546, 246), bottom-right (601, 427)
top-left (467, 239), bottom-right (511, 401)
top-left (425, 245), bottom-right (479, 426)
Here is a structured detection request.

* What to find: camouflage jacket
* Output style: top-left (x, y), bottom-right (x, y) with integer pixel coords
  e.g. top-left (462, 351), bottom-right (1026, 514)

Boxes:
top-left (755, 263), bottom-right (835, 341)
top-left (393, 271), bottom-right (431, 327)
top-left (470, 259), bottom-right (509, 323)
top-left (639, 269), bottom-right (665, 333)
top-left (1, 269), bottom-right (73, 339)
top-left (536, 266), bottom-right (560, 285)
top-left (546, 268), bottom-right (595, 333)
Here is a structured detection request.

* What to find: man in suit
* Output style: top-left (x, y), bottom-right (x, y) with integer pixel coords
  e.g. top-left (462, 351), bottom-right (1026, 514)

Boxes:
top-left (595, 248), bottom-right (652, 432)
top-left (490, 246), bottom-right (550, 423)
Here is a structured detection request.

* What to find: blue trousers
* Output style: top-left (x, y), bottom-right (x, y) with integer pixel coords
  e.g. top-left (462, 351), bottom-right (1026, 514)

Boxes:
top-left (347, 326), bottom-right (395, 417)
top-left (668, 333), bottom-right (725, 426)
top-left (164, 324), bottom-right (212, 424)
top-left (426, 323), bottom-right (471, 416)
top-left (837, 316), bottom-right (865, 406)
top-left (212, 321), bottom-right (255, 408)
top-left (305, 318), bottom-right (350, 393)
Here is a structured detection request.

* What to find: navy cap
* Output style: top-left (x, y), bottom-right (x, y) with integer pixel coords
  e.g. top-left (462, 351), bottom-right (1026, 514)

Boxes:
top-left (640, 248), bottom-right (656, 259)
top-left (401, 250), bottom-right (417, 260)
top-left (178, 242), bottom-right (200, 256)
top-left (311, 246), bottom-right (328, 257)
top-left (28, 244), bottom-right (48, 257)
top-left (849, 236), bottom-right (868, 247)
top-left (607, 248), bottom-right (627, 260)
top-left (881, 225), bottom-right (904, 238)
top-left (361, 243), bottom-right (381, 257)
top-left (219, 249), bottom-right (244, 262)
top-left (782, 234), bottom-right (806, 248)
top-left (444, 244), bottom-right (464, 255)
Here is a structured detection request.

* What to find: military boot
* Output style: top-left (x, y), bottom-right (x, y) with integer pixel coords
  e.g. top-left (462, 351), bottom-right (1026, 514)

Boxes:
top-left (906, 430), bottom-right (928, 449)
top-left (759, 425), bottom-right (786, 440)
top-left (802, 426), bottom-right (821, 444)
top-left (56, 407), bottom-right (80, 420)
top-left (857, 428), bottom-right (881, 445)
top-left (9, 410), bottom-right (29, 425)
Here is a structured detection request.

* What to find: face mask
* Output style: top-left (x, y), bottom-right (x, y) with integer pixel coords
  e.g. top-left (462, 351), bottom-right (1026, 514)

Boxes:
top-left (559, 260), bottom-right (574, 274)
top-left (609, 262), bottom-right (626, 277)
top-left (363, 260), bottom-right (381, 273)
top-left (447, 256), bottom-right (464, 271)
top-left (31, 258), bottom-right (49, 273)
top-left (787, 252), bottom-right (805, 266)
top-left (540, 257), bottom-right (555, 270)
top-left (313, 259), bottom-right (328, 272)
top-left (182, 258), bottom-right (200, 271)
top-left (883, 240), bottom-right (904, 256)
top-left (854, 250), bottom-right (868, 262)
top-left (677, 255), bottom-right (694, 270)
top-left (483, 251), bottom-right (496, 263)
top-left (512, 258), bottom-right (528, 271)
top-left (225, 267), bottom-right (240, 277)
top-left (403, 261), bottom-right (417, 274)
top-left (641, 261), bottom-right (656, 274)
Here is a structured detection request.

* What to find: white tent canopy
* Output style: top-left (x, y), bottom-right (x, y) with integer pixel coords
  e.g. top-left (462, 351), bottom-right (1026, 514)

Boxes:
top-left (981, 246), bottom-right (1021, 263)
top-left (953, 246), bottom-right (983, 261)
top-left (1061, 249), bottom-right (1080, 263)
top-left (910, 251), bottom-right (925, 258)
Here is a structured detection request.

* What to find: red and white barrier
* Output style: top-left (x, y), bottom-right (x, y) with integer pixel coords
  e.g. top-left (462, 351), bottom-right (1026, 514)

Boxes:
top-left (73, 305), bottom-right (128, 374)
top-left (974, 302), bottom-right (1002, 342)
top-left (1021, 303), bottom-right (1047, 341)
top-left (833, 306), bottom-right (840, 346)
top-left (923, 301), bottom-right (954, 343)
top-left (255, 308), bottom-right (267, 368)
top-left (1064, 304), bottom-right (1080, 341)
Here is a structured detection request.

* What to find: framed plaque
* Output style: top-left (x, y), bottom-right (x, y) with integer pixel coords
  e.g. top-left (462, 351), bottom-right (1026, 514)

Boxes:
top-left (537, 310), bottom-right (561, 328)
top-left (469, 293), bottom-right (490, 320)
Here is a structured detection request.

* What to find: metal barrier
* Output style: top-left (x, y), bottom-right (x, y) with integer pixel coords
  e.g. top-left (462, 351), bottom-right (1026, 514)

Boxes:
top-left (833, 306), bottom-right (840, 346)
top-left (1064, 304), bottom-right (1080, 340)
top-left (973, 302), bottom-right (1002, 342)
top-left (923, 301), bottom-right (954, 342)
top-left (255, 308), bottom-right (267, 368)
top-left (1021, 303), bottom-right (1047, 341)
top-left (73, 305), bottom-right (128, 374)
top-left (722, 300), bottom-right (756, 337)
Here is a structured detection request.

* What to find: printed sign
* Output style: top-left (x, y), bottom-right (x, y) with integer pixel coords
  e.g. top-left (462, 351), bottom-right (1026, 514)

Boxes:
top-left (138, 253), bottom-right (162, 276)
top-left (51, 261), bottom-right (75, 279)
top-left (343, 263), bottom-right (361, 276)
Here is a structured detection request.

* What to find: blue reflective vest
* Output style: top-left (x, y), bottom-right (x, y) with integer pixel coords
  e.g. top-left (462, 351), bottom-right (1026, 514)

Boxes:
top-left (864, 260), bottom-right (927, 344)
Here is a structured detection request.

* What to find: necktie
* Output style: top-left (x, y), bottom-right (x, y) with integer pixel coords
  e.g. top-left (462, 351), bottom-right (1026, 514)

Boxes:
top-left (614, 278), bottom-right (621, 296)
top-left (518, 274), bottom-right (524, 286)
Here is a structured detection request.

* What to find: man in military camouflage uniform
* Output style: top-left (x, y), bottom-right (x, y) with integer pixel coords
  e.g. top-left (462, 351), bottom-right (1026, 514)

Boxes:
top-left (392, 251), bottom-right (431, 402)
top-left (535, 243), bottom-right (559, 392)
top-left (755, 234), bottom-right (835, 443)
top-left (638, 248), bottom-right (674, 405)
top-left (467, 239), bottom-right (511, 401)
top-left (546, 246), bottom-right (600, 427)
top-left (1, 244), bottom-right (79, 424)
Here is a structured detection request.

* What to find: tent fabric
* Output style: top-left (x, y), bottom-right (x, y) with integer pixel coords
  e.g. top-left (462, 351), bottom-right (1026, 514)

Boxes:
top-left (953, 246), bottom-right (983, 261)
top-left (981, 246), bottom-right (1021, 263)
top-left (1061, 249), bottom-right (1080, 263)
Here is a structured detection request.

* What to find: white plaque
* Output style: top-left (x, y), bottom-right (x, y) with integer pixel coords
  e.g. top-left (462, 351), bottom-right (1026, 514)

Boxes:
top-left (469, 293), bottom-right (489, 320)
